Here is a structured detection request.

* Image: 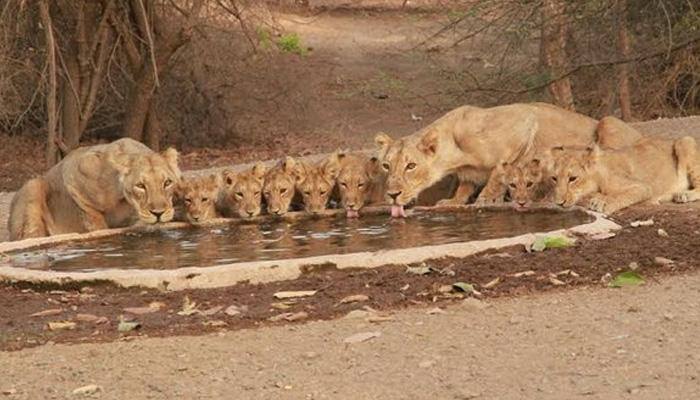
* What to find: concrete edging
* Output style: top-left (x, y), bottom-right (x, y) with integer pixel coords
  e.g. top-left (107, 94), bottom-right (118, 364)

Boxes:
top-left (0, 206), bottom-right (621, 291)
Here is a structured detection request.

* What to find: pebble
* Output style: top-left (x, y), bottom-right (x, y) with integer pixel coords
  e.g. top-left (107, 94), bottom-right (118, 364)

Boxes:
top-left (628, 262), bottom-right (639, 271)
top-left (654, 257), bottom-right (675, 266)
top-left (657, 228), bottom-right (669, 237)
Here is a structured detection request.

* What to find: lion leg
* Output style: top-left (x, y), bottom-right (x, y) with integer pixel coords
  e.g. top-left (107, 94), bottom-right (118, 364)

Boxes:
top-left (437, 181), bottom-right (476, 206)
top-left (473, 169), bottom-right (507, 205)
top-left (595, 116), bottom-right (643, 150)
top-left (672, 136), bottom-right (700, 203)
top-left (8, 178), bottom-right (52, 241)
top-left (590, 182), bottom-right (652, 214)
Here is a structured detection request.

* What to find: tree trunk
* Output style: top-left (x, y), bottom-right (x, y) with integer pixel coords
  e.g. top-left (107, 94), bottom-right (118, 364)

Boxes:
top-left (123, 66), bottom-right (156, 142)
top-left (541, 0), bottom-right (575, 110)
top-left (39, 0), bottom-right (60, 167)
top-left (61, 55), bottom-right (82, 150)
top-left (616, 0), bottom-right (633, 121)
top-left (145, 105), bottom-right (162, 151)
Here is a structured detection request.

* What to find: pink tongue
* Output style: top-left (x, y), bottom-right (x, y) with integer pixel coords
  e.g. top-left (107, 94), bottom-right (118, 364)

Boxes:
top-left (346, 209), bottom-right (359, 218)
top-left (391, 205), bottom-right (406, 218)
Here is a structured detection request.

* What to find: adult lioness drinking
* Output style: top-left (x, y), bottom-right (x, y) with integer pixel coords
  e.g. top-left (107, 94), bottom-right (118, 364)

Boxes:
top-left (8, 138), bottom-right (181, 240)
top-left (375, 103), bottom-right (598, 217)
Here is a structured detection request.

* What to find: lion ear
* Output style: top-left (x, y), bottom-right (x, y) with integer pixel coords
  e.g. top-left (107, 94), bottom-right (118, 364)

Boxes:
top-left (284, 156), bottom-right (306, 183)
top-left (323, 152), bottom-right (341, 181)
top-left (365, 156), bottom-right (382, 179)
top-left (252, 162), bottom-right (267, 182)
top-left (418, 130), bottom-right (439, 157)
top-left (221, 170), bottom-right (236, 187)
top-left (375, 132), bottom-right (393, 153)
top-left (161, 148), bottom-right (180, 175)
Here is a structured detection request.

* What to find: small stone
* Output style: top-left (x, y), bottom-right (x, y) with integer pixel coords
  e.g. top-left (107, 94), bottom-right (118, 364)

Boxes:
top-left (75, 314), bottom-right (99, 322)
top-left (654, 257), bottom-right (674, 266)
top-left (224, 305), bottom-right (247, 316)
top-left (657, 228), bottom-right (669, 237)
top-left (628, 262), bottom-right (639, 271)
top-left (339, 294), bottom-right (369, 304)
top-left (400, 284), bottom-right (410, 291)
top-left (302, 351), bottom-right (319, 360)
top-left (343, 331), bottom-right (381, 344)
top-left (273, 291), bottom-right (317, 299)
top-left (438, 285), bottom-right (453, 293)
top-left (630, 219), bottom-right (654, 227)
top-left (549, 277), bottom-right (566, 286)
top-left (47, 321), bottom-right (76, 331)
top-left (72, 384), bottom-right (101, 396)
top-left (426, 307), bottom-right (446, 315)
top-left (600, 273), bottom-right (612, 284)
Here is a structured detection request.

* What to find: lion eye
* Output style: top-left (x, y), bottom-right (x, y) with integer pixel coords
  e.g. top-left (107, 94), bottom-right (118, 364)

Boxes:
top-left (226, 177), bottom-right (234, 186)
top-left (280, 188), bottom-right (287, 194)
top-left (358, 183), bottom-right (364, 188)
top-left (235, 192), bottom-right (244, 198)
top-left (569, 176), bottom-right (577, 183)
top-left (320, 190), bottom-right (327, 196)
top-left (382, 163), bottom-right (390, 171)
top-left (406, 162), bottom-right (416, 171)
top-left (341, 182), bottom-right (348, 188)
top-left (164, 179), bottom-right (173, 188)
top-left (526, 181), bottom-right (534, 188)
top-left (551, 176), bottom-right (558, 182)
top-left (184, 198), bottom-right (192, 205)
top-left (201, 197), bottom-right (208, 203)
top-left (304, 191), bottom-right (311, 196)
top-left (135, 183), bottom-right (146, 191)
top-left (508, 183), bottom-right (516, 189)
top-left (254, 191), bottom-right (261, 196)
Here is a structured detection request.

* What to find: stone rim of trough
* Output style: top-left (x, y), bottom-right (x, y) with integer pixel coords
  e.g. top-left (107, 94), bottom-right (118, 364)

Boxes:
top-left (0, 204), bottom-right (621, 291)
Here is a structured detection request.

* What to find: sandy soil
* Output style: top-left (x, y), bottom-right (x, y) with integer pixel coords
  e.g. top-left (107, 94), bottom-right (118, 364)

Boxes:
top-left (1, 271), bottom-right (698, 399)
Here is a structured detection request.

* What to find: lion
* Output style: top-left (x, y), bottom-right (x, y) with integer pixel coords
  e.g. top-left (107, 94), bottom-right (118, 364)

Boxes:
top-left (480, 158), bottom-right (553, 209)
top-left (220, 162), bottom-right (267, 218)
top-left (263, 157), bottom-right (304, 216)
top-left (175, 174), bottom-right (222, 223)
top-left (335, 152), bottom-right (385, 217)
top-left (294, 154), bottom-right (341, 214)
top-left (556, 136), bottom-right (700, 214)
top-left (375, 103), bottom-right (599, 217)
top-left (8, 138), bottom-right (181, 240)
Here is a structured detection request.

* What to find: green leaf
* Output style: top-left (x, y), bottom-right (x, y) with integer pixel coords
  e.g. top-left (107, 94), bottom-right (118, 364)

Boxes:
top-left (531, 235), bottom-right (574, 252)
top-left (118, 320), bottom-right (141, 332)
top-left (609, 271), bottom-right (645, 288)
top-left (531, 237), bottom-right (547, 252)
top-left (452, 282), bottom-right (475, 294)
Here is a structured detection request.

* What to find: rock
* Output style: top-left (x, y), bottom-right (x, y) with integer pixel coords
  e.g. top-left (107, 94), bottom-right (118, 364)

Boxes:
top-left (630, 219), bottom-right (654, 227)
top-left (47, 321), bottom-right (76, 331)
top-left (628, 262), bottom-right (640, 271)
top-left (343, 331), bottom-right (381, 344)
top-left (75, 314), bottom-right (99, 322)
top-left (72, 384), bottom-right (101, 396)
top-left (344, 309), bottom-right (371, 319)
top-left (268, 311), bottom-right (308, 322)
top-left (339, 294), bottom-right (369, 304)
top-left (654, 256), bottom-right (674, 266)
top-left (224, 305), bottom-right (246, 316)
top-left (302, 351), bottom-right (319, 360)
top-left (203, 320), bottom-right (227, 327)
top-left (201, 305), bottom-right (223, 316)
top-left (273, 291), bottom-right (317, 299)
top-left (30, 309), bottom-right (63, 318)
top-left (590, 232), bottom-right (616, 240)
top-left (600, 272), bottom-right (612, 284)
top-left (438, 285), bottom-right (453, 293)
top-left (117, 320), bottom-right (141, 332)
top-left (657, 228), bottom-right (669, 237)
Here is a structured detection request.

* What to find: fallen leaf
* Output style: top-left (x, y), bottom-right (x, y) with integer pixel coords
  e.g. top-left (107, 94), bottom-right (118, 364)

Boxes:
top-left (511, 270), bottom-right (535, 278)
top-left (630, 219), bottom-right (654, 227)
top-left (426, 307), bottom-right (447, 315)
top-left (117, 320), bottom-right (141, 332)
top-left (75, 314), bottom-right (99, 322)
top-left (177, 296), bottom-right (199, 316)
top-left (203, 320), bottom-right (227, 327)
top-left (406, 265), bottom-right (433, 275)
top-left (482, 277), bottom-right (500, 289)
top-left (271, 302), bottom-right (294, 310)
top-left (201, 305), bottom-right (223, 316)
top-left (549, 277), bottom-right (566, 286)
top-left (452, 282), bottom-right (475, 294)
top-left (590, 232), bottom-right (616, 240)
top-left (400, 284), bottom-right (410, 291)
top-left (47, 321), bottom-right (76, 331)
top-left (72, 384), bottom-right (101, 396)
top-left (609, 271), bottom-right (645, 288)
top-left (343, 331), bottom-right (381, 344)
top-left (273, 291), bottom-right (317, 299)
top-left (224, 305), bottom-right (247, 316)
top-left (30, 309), bottom-right (63, 318)
top-left (654, 256), bottom-right (674, 266)
top-left (339, 294), bottom-right (369, 304)
top-left (123, 306), bottom-right (159, 315)
top-left (268, 311), bottom-right (308, 322)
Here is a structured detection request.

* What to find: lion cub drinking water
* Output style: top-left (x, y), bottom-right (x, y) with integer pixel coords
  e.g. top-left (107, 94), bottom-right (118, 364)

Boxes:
top-left (335, 152), bottom-right (385, 217)
top-left (293, 154), bottom-right (341, 214)
top-left (175, 175), bottom-right (222, 223)
top-left (263, 157), bottom-right (303, 216)
top-left (220, 162), bottom-right (267, 218)
top-left (554, 136), bottom-right (700, 214)
top-left (481, 158), bottom-right (553, 208)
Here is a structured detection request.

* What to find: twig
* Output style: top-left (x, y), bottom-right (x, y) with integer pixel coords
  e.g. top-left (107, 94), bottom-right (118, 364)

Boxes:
top-left (136, 0), bottom-right (160, 87)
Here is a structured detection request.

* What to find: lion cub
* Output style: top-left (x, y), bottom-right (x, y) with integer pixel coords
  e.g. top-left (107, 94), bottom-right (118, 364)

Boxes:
top-left (175, 175), bottom-right (222, 223)
top-left (220, 162), bottom-right (267, 218)
top-left (478, 157), bottom-right (552, 207)
top-left (554, 137), bottom-right (700, 214)
top-left (294, 154), bottom-right (341, 214)
top-left (335, 152), bottom-right (385, 217)
top-left (263, 157), bottom-right (303, 216)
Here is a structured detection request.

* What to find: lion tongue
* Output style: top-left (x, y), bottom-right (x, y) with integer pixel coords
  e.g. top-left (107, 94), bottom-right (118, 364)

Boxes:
top-left (346, 209), bottom-right (360, 218)
top-left (391, 205), bottom-right (406, 218)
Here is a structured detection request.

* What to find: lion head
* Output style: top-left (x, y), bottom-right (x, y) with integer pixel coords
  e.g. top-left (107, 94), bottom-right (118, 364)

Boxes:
top-left (374, 131), bottom-right (444, 207)
top-left (263, 157), bottom-right (301, 216)
top-left (500, 158), bottom-right (547, 209)
top-left (549, 146), bottom-right (599, 207)
top-left (295, 154), bottom-right (341, 214)
top-left (175, 174), bottom-right (221, 224)
top-left (336, 153), bottom-right (383, 217)
top-left (221, 162), bottom-right (267, 218)
top-left (107, 147), bottom-right (181, 224)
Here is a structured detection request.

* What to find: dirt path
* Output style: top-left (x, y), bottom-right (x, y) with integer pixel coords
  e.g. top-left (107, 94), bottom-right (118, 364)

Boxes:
top-left (1, 272), bottom-right (698, 399)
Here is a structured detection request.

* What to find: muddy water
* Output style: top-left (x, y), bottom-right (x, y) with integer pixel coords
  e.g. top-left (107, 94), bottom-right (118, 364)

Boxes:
top-left (3, 209), bottom-right (592, 272)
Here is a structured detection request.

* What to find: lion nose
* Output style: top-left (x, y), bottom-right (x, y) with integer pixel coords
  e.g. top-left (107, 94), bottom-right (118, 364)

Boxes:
top-left (150, 210), bottom-right (165, 220)
top-left (556, 200), bottom-right (565, 206)
top-left (246, 210), bottom-right (255, 217)
top-left (517, 200), bottom-right (527, 206)
top-left (191, 215), bottom-right (200, 222)
top-left (346, 203), bottom-right (356, 210)
top-left (388, 191), bottom-right (402, 201)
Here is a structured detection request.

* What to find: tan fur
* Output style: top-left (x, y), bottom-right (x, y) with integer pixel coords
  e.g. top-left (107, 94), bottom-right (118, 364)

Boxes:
top-left (295, 153), bottom-right (341, 214)
top-left (175, 175), bottom-right (222, 223)
top-left (8, 138), bottom-right (181, 240)
top-left (375, 103), bottom-right (598, 207)
top-left (263, 157), bottom-right (302, 216)
top-left (220, 162), bottom-right (267, 218)
top-left (8, 178), bottom-right (55, 240)
top-left (482, 158), bottom-right (552, 208)
top-left (557, 137), bottom-right (700, 214)
top-left (335, 152), bottom-right (386, 212)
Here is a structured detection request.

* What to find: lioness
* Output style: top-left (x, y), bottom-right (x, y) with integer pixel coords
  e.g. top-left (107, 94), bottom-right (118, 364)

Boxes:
top-left (220, 162), bottom-right (267, 218)
top-left (556, 137), bottom-right (700, 214)
top-left (294, 154), bottom-right (341, 214)
top-left (375, 103), bottom-right (598, 217)
top-left (263, 157), bottom-right (303, 216)
top-left (8, 138), bottom-right (181, 240)
top-left (175, 175), bottom-right (222, 223)
top-left (335, 152), bottom-right (385, 217)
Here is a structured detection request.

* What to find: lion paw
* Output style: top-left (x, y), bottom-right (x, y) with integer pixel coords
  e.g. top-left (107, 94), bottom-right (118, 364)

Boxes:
top-left (587, 196), bottom-right (609, 214)
top-left (673, 191), bottom-right (691, 203)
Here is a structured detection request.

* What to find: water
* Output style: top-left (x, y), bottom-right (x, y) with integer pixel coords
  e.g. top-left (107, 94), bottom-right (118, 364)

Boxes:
top-left (3, 208), bottom-right (593, 272)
